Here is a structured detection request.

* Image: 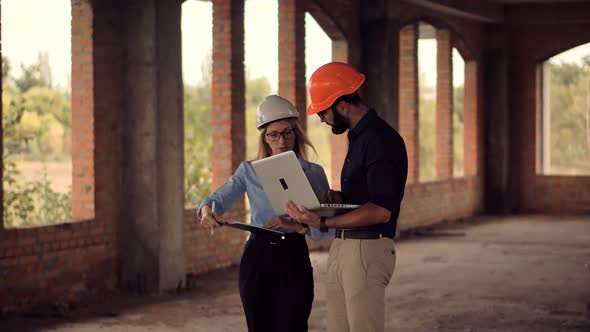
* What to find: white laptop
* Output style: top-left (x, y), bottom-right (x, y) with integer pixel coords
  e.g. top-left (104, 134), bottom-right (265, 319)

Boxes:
top-left (252, 151), bottom-right (359, 217)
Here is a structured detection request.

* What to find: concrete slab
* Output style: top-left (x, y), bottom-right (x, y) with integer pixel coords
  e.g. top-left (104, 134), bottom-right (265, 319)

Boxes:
top-left (1, 215), bottom-right (589, 331)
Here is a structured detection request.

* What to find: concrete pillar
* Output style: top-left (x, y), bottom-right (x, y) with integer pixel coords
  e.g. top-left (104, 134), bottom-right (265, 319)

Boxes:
top-left (156, 0), bottom-right (185, 291)
top-left (211, 0), bottom-right (245, 191)
top-left (120, 0), bottom-right (185, 293)
top-left (279, 0), bottom-right (307, 131)
top-left (483, 27), bottom-right (511, 213)
top-left (399, 23), bottom-right (419, 184)
top-left (360, 1), bottom-right (400, 129)
top-left (464, 61), bottom-right (479, 176)
top-left (436, 29), bottom-right (453, 179)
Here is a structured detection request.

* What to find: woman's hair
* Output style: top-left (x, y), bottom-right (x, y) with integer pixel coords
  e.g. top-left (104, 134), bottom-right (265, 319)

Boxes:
top-left (256, 118), bottom-right (317, 161)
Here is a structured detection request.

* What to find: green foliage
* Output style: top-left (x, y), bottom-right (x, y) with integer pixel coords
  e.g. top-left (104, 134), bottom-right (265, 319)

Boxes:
top-left (2, 54), bottom-right (72, 227)
top-left (184, 83), bottom-right (213, 206)
top-left (2, 56), bottom-right (11, 84)
top-left (419, 82), bottom-right (436, 182)
top-left (548, 59), bottom-right (590, 174)
top-left (245, 76), bottom-right (272, 160)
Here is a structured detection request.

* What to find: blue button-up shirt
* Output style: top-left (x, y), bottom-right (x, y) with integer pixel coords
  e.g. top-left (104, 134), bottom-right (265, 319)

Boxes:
top-left (197, 158), bottom-right (334, 241)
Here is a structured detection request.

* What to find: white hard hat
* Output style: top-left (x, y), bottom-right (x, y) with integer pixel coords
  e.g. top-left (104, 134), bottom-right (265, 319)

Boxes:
top-left (256, 95), bottom-right (299, 129)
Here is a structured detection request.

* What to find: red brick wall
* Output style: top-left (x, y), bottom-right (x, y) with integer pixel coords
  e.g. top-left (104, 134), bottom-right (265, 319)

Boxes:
top-left (464, 61), bottom-right (479, 176)
top-left (509, 24), bottom-right (590, 213)
top-left (71, 0), bottom-right (95, 220)
top-left (200, 0), bottom-right (247, 271)
top-left (399, 178), bottom-right (483, 229)
top-left (436, 29), bottom-right (453, 179)
top-left (184, 209), bottom-right (248, 275)
top-left (399, 23), bottom-right (419, 184)
top-left (279, 0), bottom-right (307, 131)
top-left (211, 0), bottom-right (245, 190)
top-left (0, 0), bottom-right (121, 311)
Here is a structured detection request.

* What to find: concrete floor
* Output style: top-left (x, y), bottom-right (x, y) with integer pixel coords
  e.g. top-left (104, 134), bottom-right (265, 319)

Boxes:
top-left (2, 215), bottom-right (590, 332)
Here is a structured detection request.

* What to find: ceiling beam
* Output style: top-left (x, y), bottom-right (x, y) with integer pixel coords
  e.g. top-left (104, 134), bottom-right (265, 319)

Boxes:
top-left (401, 0), bottom-right (504, 23)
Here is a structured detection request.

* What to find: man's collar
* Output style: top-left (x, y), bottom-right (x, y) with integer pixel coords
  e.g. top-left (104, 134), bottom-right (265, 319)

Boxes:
top-left (348, 109), bottom-right (376, 141)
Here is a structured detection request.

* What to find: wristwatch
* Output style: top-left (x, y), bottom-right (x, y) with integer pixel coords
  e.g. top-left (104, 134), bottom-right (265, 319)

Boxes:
top-left (319, 217), bottom-right (328, 233)
top-left (297, 223), bottom-right (309, 235)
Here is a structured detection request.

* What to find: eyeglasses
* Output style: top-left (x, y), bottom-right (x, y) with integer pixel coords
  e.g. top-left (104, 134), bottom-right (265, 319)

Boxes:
top-left (317, 109), bottom-right (328, 121)
top-left (266, 128), bottom-right (295, 142)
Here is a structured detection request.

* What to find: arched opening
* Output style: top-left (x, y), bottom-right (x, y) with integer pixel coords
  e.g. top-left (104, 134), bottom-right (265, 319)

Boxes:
top-left (306, 1), bottom-right (349, 189)
top-left (453, 48), bottom-right (465, 177)
top-left (2, 0), bottom-right (74, 227)
top-left (418, 22), bottom-right (437, 182)
top-left (305, 12), bottom-right (332, 183)
top-left (245, 0), bottom-right (278, 162)
top-left (538, 42), bottom-right (590, 175)
top-left (181, 0), bottom-right (213, 207)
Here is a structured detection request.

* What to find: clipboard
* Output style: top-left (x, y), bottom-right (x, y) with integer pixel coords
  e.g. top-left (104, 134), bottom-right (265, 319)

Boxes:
top-left (219, 221), bottom-right (285, 235)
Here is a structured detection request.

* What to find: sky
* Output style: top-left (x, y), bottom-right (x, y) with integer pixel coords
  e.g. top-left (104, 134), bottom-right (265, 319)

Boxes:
top-left (2, 0), bottom-right (72, 90)
top-left (2, 0), bottom-right (589, 92)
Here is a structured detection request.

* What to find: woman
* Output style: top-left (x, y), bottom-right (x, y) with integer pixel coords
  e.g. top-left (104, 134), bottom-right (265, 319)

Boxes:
top-left (197, 95), bottom-right (332, 332)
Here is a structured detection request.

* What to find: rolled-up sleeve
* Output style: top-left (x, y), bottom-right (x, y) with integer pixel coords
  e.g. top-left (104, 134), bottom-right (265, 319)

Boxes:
top-left (366, 140), bottom-right (403, 216)
top-left (196, 162), bottom-right (247, 219)
top-left (307, 164), bottom-right (335, 241)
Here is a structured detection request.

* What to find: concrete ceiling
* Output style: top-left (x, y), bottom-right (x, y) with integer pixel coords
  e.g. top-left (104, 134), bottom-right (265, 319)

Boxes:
top-left (400, 0), bottom-right (590, 24)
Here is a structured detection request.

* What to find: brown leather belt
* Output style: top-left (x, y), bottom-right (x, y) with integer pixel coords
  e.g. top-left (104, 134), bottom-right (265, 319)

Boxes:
top-left (335, 229), bottom-right (391, 240)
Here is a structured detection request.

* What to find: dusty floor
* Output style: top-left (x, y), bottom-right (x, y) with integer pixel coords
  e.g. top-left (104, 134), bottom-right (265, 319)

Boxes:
top-left (1, 215), bottom-right (590, 332)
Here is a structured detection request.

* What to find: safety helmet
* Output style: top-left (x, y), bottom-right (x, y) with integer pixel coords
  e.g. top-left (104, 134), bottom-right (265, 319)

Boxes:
top-left (306, 62), bottom-right (365, 115)
top-left (256, 95), bottom-right (299, 129)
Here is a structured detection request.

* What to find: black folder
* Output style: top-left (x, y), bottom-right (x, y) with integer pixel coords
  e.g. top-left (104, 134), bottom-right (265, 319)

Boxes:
top-left (219, 221), bottom-right (285, 235)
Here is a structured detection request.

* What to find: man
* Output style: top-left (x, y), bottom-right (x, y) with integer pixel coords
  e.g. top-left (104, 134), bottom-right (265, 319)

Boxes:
top-left (285, 62), bottom-right (408, 332)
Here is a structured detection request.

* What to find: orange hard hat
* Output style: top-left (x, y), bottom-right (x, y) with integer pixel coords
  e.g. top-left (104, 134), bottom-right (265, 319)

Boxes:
top-left (306, 62), bottom-right (365, 115)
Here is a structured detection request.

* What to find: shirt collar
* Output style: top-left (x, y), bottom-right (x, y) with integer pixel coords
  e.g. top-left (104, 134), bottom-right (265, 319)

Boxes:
top-left (348, 109), bottom-right (377, 141)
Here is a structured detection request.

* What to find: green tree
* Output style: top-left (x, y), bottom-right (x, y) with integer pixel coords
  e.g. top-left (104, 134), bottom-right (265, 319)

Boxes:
top-left (549, 59), bottom-right (590, 174)
top-left (2, 55), bottom-right (12, 84)
top-left (2, 55), bottom-right (71, 227)
top-left (245, 75), bottom-right (272, 160)
top-left (14, 61), bottom-right (51, 93)
top-left (419, 72), bottom-right (436, 182)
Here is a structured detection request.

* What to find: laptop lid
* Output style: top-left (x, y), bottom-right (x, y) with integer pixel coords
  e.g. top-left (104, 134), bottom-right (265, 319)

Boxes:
top-left (252, 151), bottom-right (359, 217)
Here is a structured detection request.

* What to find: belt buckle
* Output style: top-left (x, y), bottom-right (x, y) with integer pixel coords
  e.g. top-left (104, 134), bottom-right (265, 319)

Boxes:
top-left (337, 229), bottom-right (350, 239)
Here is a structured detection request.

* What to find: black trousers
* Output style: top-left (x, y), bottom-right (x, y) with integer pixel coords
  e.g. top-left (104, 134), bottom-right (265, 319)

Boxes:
top-left (239, 232), bottom-right (314, 332)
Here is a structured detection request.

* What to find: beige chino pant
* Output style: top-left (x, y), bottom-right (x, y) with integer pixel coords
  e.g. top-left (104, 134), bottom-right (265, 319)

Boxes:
top-left (326, 237), bottom-right (396, 332)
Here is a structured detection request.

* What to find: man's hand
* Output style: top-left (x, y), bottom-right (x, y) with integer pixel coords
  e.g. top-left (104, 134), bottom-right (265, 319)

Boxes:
top-left (285, 200), bottom-right (321, 228)
top-left (320, 189), bottom-right (343, 204)
top-left (264, 216), bottom-right (305, 233)
top-left (199, 205), bottom-right (222, 228)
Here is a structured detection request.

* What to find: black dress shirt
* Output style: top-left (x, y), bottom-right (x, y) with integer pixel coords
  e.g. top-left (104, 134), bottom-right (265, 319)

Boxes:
top-left (340, 110), bottom-right (408, 238)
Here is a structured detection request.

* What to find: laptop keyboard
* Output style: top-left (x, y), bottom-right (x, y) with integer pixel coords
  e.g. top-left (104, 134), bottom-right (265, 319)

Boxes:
top-left (321, 204), bottom-right (357, 208)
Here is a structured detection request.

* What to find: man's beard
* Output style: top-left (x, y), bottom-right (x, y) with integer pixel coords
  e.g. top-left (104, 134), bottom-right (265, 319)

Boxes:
top-left (331, 108), bottom-right (349, 135)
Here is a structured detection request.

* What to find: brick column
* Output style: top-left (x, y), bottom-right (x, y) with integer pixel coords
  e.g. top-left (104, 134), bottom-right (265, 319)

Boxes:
top-left (71, 0), bottom-right (95, 219)
top-left (211, 0), bottom-right (245, 191)
top-left (436, 29), bottom-right (453, 179)
top-left (278, 0), bottom-right (307, 131)
top-left (0, 1), bottom-right (3, 231)
top-left (329, 40), bottom-right (349, 190)
top-left (464, 61), bottom-right (479, 176)
top-left (399, 23), bottom-right (419, 184)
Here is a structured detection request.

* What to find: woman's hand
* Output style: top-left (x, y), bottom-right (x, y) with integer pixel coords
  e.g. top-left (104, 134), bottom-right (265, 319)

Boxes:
top-left (264, 216), bottom-right (306, 233)
top-left (199, 205), bottom-right (222, 228)
top-left (320, 189), bottom-right (343, 204)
